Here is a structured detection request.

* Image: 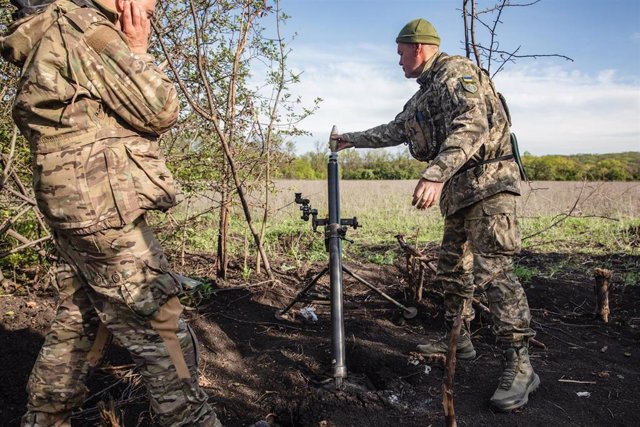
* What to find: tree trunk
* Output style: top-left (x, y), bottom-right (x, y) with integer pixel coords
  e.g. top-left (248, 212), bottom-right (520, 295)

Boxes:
top-left (593, 268), bottom-right (613, 323)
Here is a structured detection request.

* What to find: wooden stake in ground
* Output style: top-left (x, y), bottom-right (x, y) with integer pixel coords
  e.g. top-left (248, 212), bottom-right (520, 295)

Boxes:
top-left (443, 307), bottom-right (463, 427)
top-left (593, 268), bottom-right (613, 323)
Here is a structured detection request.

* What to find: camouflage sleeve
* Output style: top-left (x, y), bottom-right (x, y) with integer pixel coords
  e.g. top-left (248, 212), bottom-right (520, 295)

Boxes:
top-left (420, 62), bottom-right (489, 182)
top-left (341, 101), bottom-right (412, 148)
top-left (72, 23), bottom-right (179, 135)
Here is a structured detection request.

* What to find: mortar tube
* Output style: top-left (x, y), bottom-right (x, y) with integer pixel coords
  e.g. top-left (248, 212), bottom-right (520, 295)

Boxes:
top-left (327, 152), bottom-right (347, 382)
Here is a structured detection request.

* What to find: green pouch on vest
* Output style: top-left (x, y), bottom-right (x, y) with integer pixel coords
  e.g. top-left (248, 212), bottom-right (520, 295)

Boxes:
top-left (510, 133), bottom-right (528, 182)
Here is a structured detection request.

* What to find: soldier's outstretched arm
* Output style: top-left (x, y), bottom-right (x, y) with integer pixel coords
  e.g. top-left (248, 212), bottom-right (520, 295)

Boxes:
top-left (339, 100), bottom-right (414, 149)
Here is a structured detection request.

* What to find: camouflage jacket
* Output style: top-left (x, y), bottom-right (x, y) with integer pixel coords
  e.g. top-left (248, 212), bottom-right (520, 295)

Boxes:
top-left (0, 0), bottom-right (179, 233)
top-left (342, 52), bottom-right (521, 216)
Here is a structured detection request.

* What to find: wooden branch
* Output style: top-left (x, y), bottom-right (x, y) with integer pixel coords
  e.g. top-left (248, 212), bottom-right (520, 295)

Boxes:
top-left (0, 203), bottom-right (30, 235)
top-left (6, 169), bottom-right (49, 231)
top-left (529, 337), bottom-right (547, 350)
top-left (593, 268), bottom-right (613, 323)
top-left (395, 234), bottom-right (439, 301)
top-left (463, 0), bottom-right (471, 58)
top-left (5, 187), bottom-right (36, 206)
top-left (474, 43), bottom-right (574, 62)
top-left (523, 180), bottom-right (588, 241)
top-left (443, 306), bottom-right (463, 427)
top-left (151, 20), bottom-right (214, 120)
top-left (257, 0), bottom-right (287, 274)
top-left (472, 297), bottom-right (490, 314)
top-left (486, 0), bottom-right (508, 73)
top-left (0, 236), bottom-right (51, 259)
top-left (188, 0), bottom-right (216, 115)
top-left (470, 0), bottom-right (482, 68)
top-left (395, 234), bottom-right (422, 257)
top-left (1, 126), bottom-right (18, 186)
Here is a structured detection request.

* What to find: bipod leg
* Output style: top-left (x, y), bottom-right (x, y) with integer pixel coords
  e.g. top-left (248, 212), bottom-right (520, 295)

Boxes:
top-left (276, 266), bottom-right (329, 318)
top-left (342, 266), bottom-right (418, 319)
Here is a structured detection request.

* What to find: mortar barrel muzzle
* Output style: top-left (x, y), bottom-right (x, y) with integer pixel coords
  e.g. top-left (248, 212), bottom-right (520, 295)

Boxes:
top-left (329, 125), bottom-right (338, 152)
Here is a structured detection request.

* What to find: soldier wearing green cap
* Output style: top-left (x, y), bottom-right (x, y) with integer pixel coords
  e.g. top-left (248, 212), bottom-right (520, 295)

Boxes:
top-left (332, 18), bottom-right (539, 412)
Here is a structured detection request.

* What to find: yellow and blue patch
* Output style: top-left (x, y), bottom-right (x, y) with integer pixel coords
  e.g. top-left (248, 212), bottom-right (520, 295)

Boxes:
top-left (460, 75), bottom-right (478, 93)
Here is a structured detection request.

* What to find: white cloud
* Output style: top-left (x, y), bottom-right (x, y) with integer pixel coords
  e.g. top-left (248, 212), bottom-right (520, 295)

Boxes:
top-left (287, 45), bottom-right (640, 155)
top-left (496, 65), bottom-right (640, 154)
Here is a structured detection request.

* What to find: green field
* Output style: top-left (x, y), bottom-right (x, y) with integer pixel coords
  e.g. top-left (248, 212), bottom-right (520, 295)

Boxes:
top-left (174, 180), bottom-right (640, 263)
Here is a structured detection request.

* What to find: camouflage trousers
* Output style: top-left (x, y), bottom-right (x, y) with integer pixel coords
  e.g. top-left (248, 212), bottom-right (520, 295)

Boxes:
top-left (437, 192), bottom-right (535, 344)
top-left (22, 216), bottom-right (217, 427)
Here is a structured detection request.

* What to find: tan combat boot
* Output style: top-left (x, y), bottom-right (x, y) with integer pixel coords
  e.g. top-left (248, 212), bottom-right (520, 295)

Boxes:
top-left (416, 328), bottom-right (476, 360)
top-left (490, 345), bottom-right (540, 411)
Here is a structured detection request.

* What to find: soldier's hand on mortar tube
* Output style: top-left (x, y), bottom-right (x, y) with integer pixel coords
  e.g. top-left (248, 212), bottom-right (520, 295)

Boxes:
top-left (412, 179), bottom-right (444, 210)
top-left (330, 134), bottom-right (354, 151)
top-left (117, 0), bottom-right (151, 54)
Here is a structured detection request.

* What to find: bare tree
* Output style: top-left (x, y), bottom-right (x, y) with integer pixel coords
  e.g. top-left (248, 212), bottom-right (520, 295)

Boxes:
top-left (153, 0), bottom-right (317, 279)
top-left (462, 0), bottom-right (573, 76)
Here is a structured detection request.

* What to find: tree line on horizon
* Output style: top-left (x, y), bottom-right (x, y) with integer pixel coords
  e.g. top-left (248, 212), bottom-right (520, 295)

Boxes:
top-left (276, 149), bottom-right (640, 181)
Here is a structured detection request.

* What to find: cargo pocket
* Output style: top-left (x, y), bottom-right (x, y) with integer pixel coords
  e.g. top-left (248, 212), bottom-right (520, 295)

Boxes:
top-left (125, 138), bottom-right (177, 211)
top-left (479, 194), bottom-right (520, 255)
top-left (33, 147), bottom-right (97, 227)
top-left (119, 254), bottom-right (181, 318)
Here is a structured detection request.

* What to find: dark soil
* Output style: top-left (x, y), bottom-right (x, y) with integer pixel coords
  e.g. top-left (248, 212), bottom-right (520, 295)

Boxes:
top-left (1, 248), bottom-right (639, 427)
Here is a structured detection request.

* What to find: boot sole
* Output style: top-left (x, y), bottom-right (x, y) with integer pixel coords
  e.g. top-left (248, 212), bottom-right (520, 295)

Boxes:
top-left (490, 373), bottom-right (540, 412)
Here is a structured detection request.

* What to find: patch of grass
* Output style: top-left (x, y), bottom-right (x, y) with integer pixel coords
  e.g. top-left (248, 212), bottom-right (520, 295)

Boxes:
top-left (521, 217), bottom-right (640, 255)
top-left (364, 250), bottom-right (398, 265)
top-left (513, 264), bottom-right (538, 284)
top-left (620, 270), bottom-right (640, 287)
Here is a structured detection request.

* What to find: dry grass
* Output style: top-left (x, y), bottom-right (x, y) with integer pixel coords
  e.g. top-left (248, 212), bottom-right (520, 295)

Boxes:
top-left (273, 180), bottom-right (640, 219)
top-left (172, 180), bottom-right (639, 258)
top-left (265, 180), bottom-right (640, 256)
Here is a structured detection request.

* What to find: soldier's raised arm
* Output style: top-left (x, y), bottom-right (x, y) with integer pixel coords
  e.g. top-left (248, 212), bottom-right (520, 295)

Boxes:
top-left (68, 1), bottom-right (179, 135)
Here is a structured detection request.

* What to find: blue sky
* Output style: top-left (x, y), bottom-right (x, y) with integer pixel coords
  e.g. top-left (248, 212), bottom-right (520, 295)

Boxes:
top-left (272, 0), bottom-right (640, 155)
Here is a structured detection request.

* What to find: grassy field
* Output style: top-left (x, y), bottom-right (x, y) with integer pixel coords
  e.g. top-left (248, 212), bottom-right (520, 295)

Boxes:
top-left (170, 180), bottom-right (639, 268)
top-left (270, 180), bottom-right (639, 248)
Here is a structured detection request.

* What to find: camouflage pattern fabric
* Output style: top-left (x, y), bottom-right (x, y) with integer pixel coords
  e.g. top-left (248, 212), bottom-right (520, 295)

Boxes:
top-left (342, 52), bottom-right (521, 217)
top-left (1, 0), bottom-right (179, 234)
top-left (22, 218), bottom-right (216, 426)
top-left (438, 193), bottom-right (534, 344)
top-left (2, 1), bottom-right (220, 425)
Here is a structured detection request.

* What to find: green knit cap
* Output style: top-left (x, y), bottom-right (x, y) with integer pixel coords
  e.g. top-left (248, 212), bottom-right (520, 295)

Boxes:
top-left (396, 18), bottom-right (440, 45)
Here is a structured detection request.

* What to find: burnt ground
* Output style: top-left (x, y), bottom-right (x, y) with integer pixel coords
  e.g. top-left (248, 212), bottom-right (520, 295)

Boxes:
top-left (1, 248), bottom-right (639, 427)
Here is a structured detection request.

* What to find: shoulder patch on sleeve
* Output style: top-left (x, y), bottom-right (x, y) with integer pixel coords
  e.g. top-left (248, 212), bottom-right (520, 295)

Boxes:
top-left (85, 25), bottom-right (120, 55)
top-left (460, 76), bottom-right (478, 94)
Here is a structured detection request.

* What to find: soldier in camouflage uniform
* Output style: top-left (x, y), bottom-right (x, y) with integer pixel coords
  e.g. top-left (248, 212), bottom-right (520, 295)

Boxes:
top-left (332, 18), bottom-right (539, 411)
top-left (1, 0), bottom-right (222, 425)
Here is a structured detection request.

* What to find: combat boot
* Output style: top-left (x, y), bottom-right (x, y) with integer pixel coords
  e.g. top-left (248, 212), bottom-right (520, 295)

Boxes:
top-left (416, 328), bottom-right (476, 360)
top-left (490, 345), bottom-right (540, 411)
